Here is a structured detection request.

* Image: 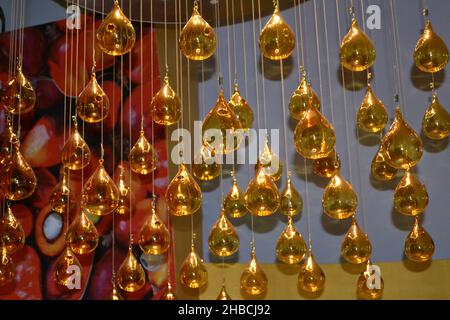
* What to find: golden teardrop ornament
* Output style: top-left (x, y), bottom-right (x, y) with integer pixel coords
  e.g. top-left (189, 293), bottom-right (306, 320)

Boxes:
top-left (413, 19), bottom-right (449, 73)
top-left (289, 74), bottom-right (321, 120)
top-left (96, 0), bottom-right (136, 56)
top-left (128, 130), bottom-right (158, 175)
top-left (81, 160), bottom-right (119, 216)
top-left (202, 89), bottom-right (242, 154)
top-left (322, 171), bottom-right (358, 220)
top-left (404, 217), bottom-right (435, 262)
top-left (259, 6), bottom-right (295, 60)
top-left (0, 205), bottom-right (25, 255)
top-left (294, 104), bottom-right (336, 159)
top-left (312, 149), bottom-right (341, 179)
top-left (228, 82), bottom-right (254, 131)
top-left (0, 119), bottom-right (16, 165)
top-left (116, 246), bottom-right (146, 293)
top-left (179, 2), bottom-right (216, 61)
top-left (240, 247), bottom-right (268, 296)
top-left (357, 83), bottom-right (388, 133)
top-left (393, 169), bottom-right (429, 216)
top-left (339, 18), bottom-right (376, 72)
top-left (380, 107), bottom-right (423, 170)
top-left (422, 93), bottom-right (450, 140)
top-left (2, 141), bottom-right (37, 201)
top-left (298, 249), bottom-right (325, 293)
top-left (356, 260), bottom-right (384, 300)
top-left (208, 210), bottom-right (240, 257)
top-left (223, 175), bottom-right (247, 218)
top-left (166, 163), bottom-right (202, 216)
top-left (55, 246), bottom-right (82, 289)
top-left (341, 216), bottom-right (372, 264)
top-left (255, 140), bottom-right (283, 182)
top-left (276, 217), bottom-right (306, 264)
top-left (151, 73), bottom-right (182, 126)
top-left (61, 121), bottom-right (91, 170)
top-left (179, 244), bottom-right (208, 289)
top-left (244, 165), bottom-right (280, 217)
top-left (138, 204), bottom-right (170, 255)
top-left (279, 174), bottom-right (303, 217)
top-left (76, 72), bottom-right (110, 123)
top-left (0, 64), bottom-right (35, 114)
top-left (66, 209), bottom-right (99, 255)
top-left (49, 168), bottom-right (74, 215)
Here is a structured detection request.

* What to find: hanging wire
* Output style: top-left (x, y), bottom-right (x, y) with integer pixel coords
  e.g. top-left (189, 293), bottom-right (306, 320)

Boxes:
top-left (128, 0), bottom-right (133, 245)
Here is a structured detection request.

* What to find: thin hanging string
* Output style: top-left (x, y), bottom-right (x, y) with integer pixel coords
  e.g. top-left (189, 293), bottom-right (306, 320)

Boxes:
top-left (150, 0), bottom-right (155, 202)
top-left (8, 0), bottom-right (15, 77)
top-left (178, 0), bottom-right (184, 139)
top-left (140, 0), bottom-right (144, 130)
top-left (16, 0), bottom-right (25, 138)
top-left (164, 0), bottom-right (168, 70)
top-left (100, 0), bottom-right (105, 160)
top-left (298, 0), bottom-right (312, 248)
top-left (279, 58), bottom-right (289, 176)
top-left (335, 0), bottom-right (354, 185)
top-left (226, 0), bottom-right (232, 95)
top-left (257, 0), bottom-right (268, 132)
top-left (240, 0), bottom-right (249, 101)
top-left (128, 0), bottom-right (133, 245)
top-left (214, 0), bottom-right (222, 80)
top-left (389, 0), bottom-right (406, 115)
top-left (312, 0), bottom-right (325, 116)
top-left (231, 0), bottom-right (238, 83)
top-left (62, 0), bottom-right (69, 227)
top-left (322, 0), bottom-right (336, 126)
top-left (292, 0), bottom-right (301, 80)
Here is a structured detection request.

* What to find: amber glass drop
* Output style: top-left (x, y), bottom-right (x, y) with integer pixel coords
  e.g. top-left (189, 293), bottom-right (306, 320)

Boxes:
top-left (276, 218), bottom-right (306, 264)
top-left (255, 141), bottom-right (283, 182)
top-left (280, 175), bottom-right (303, 216)
top-left (162, 281), bottom-right (177, 300)
top-left (381, 107), bottom-right (423, 169)
top-left (192, 144), bottom-right (221, 181)
top-left (138, 206), bottom-right (170, 255)
top-left (339, 18), bottom-right (376, 72)
top-left (202, 89), bottom-right (242, 154)
top-left (216, 285), bottom-right (232, 300)
top-left (312, 149), bottom-right (340, 178)
top-left (357, 84), bottom-right (388, 133)
top-left (228, 82), bottom-right (254, 130)
top-left (208, 210), bottom-right (240, 257)
top-left (129, 130), bottom-right (158, 175)
top-left (0, 248), bottom-right (15, 287)
top-left (298, 250), bottom-right (325, 293)
top-left (61, 124), bottom-right (91, 170)
top-left (422, 93), bottom-right (450, 140)
top-left (356, 260), bottom-right (384, 300)
top-left (245, 166), bottom-right (280, 217)
top-left (259, 6), bottom-right (295, 60)
top-left (2, 142), bottom-right (37, 201)
top-left (115, 168), bottom-right (130, 216)
top-left (0, 121), bottom-right (16, 165)
top-left (294, 105), bottom-right (336, 159)
top-left (96, 0), bottom-right (136, 56)
top-left (393, 169), bottom-right (428, 216)
top-left (81, 160), bottom-right (119, 216)
top-left (322, 172), bottom-right (358, 220)
top-left (50, 169), bottom-right (74, 214)
top-left (371, 146), bottom-right (398, 181)
top-left (179, 245), bottom-right (208, 289)
top-left (116, 246), bottom-right (146, 292)
top-left (55, 246), bottom-right (82, 288)
top-left (179, 3), bottom-right (216, 61)
top-left (1, 64), bottom-right (35, 114)
top-left (289, 75), bottom-right (321, 120)
top-left (224, 176), bottom-right (247, 218)
top-left (413, 20), bottom-right (449, 73)
top-left (151, 74), bottom-right (181, 126)
top-left (341, 216), bottom-right (372, 264)
top-left (66, 210), bottom-right (99, 255)
top-left (240, 248), bottom-right (268, 296)
top-left (0, 205), bottom-right (25, 255)
top-left (404, 217), bottom-right (435, 262)
top-left (166, 163), bottom-right (202, 216)
top-left (76, 73), bottom-right (110, 123)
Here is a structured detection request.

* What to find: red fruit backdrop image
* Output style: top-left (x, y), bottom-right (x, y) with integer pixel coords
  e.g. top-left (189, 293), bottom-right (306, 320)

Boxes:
top-left (0, 15), bottom-right (173, 300)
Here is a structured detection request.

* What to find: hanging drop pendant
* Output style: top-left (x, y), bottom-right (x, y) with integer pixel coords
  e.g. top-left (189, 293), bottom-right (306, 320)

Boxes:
top-left (116, 246), bottom-right (146, 292)
top-left (208, 210), bottom-right (240, 257)
top-left (393, 169), bottom-right (429, 216)
top-left (0, 64), bottom-right (35, 114)
top-left (76, 72), bottom-right (110, 123)
top-left (128, 130), bottom-right (158, 175)
top-left (322, 171), bottom-right (358, 220)
top-left (341, 216), bottom-right (372, 264)
top-left (357, 83), bottom-right (388, 133)
top-left (244, 166), bottom-right (280, 217)
top-left (404, 217), bottom-right (435, 262)
top-left (422, 93), bottom-right (450, 140)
